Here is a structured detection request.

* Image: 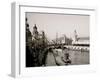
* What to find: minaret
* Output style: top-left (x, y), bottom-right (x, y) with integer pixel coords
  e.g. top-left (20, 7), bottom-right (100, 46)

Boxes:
top-left (33, 24), bottom-right (39, 40)
top-left (26, 18), bottom-right (32, 44)
top-left (26, 18), bottom-right (30, 31)
top-left (74, 30), bottom-right (78, 42)
top-left (56, 32), bottom-right (58, 44)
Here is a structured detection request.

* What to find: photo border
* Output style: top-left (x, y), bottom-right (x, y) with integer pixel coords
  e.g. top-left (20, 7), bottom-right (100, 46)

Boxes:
top-left (11, 2), bottom-right (96, 78)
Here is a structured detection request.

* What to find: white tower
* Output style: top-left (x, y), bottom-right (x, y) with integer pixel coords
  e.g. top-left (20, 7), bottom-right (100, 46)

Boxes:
top-left (74, 30), bottom-right (78, 42)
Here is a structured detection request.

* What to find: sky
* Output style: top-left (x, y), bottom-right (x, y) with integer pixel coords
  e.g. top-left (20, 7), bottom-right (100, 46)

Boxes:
top-left (26, 12), bottom-right (89, 40)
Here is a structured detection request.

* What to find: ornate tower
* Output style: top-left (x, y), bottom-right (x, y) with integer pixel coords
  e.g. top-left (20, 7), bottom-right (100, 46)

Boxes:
top-left (33, 24), bottom-right (39, 40)
top-left (26, 18), bottom-right (32, 46)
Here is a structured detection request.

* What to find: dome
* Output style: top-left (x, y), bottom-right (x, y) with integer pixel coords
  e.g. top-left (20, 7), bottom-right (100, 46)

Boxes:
top-left (33, 24), bottom-right (37, 29)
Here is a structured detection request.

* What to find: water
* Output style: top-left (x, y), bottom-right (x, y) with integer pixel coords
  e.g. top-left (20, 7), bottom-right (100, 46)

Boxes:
top-left (45, 48), bottom-right (89, 66)
top-left (68, 50), bottom-right (89, 65)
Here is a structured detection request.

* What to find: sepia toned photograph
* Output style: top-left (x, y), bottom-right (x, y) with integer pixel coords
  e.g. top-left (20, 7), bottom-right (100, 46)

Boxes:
top-left (26, 12), bottom-right (90, 67)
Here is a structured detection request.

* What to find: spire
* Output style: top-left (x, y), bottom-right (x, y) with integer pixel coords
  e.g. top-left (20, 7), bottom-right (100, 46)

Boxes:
top-left (26, 18), bottom-right (29, 28)
top-left (74, 30), bottom-right (77, 35)
top-left (74, 30), bottom-right (78, 41)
